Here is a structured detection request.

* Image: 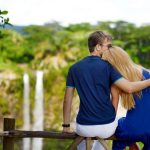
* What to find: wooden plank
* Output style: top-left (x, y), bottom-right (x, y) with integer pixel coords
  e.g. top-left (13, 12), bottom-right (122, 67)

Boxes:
top-left (2, 130), bottom-right (117, 140)
top-left (6, 130), bottom-right (78, 139)
top-left (97, 137), bottom-right (111, 150)
top-left (3, 118), bottom-right (15, 150)
top-left (0, 131), bottom-right (9, 137)
top-left (86, 137), bottom-right (92, 150)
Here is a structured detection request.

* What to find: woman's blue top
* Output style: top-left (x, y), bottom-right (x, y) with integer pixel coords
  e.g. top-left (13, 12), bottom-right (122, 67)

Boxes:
top-left (115, 69), bottom-right (150, 143)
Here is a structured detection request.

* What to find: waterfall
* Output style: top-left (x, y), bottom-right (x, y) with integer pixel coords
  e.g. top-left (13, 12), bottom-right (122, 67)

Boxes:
top-left (23, 73), bottom-right (31, 150)
top-left (32, 71), bottom-right (44, 150)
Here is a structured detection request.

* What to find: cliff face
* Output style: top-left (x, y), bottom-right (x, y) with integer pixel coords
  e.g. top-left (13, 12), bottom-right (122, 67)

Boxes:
top-left (0, 52), bottom-right (78, 130)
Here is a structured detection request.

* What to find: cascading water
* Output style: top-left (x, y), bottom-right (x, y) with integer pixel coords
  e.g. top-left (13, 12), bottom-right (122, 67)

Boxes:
top-left (23, 73), bottom-right (31, 150)
top-left (32, 71), bottom-right (44, 150)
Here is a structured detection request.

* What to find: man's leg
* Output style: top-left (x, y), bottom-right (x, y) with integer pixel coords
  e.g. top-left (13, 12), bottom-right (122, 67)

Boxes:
top-left (77, 140), bottom-right (86, 150)
top-left (77, 140), bottom-right (105, 150)
top-left (92, 140), bottom-right (105, 150)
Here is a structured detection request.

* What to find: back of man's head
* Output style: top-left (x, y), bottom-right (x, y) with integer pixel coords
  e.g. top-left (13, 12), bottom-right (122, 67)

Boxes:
top-left (88, 31), bottom-right (112, 53)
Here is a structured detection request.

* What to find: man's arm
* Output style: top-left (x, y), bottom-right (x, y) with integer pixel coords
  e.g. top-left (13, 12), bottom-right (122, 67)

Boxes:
top-left (63, 87), bottom-right (75, 132)
top-left (114, 78), bottom-right (150, 93)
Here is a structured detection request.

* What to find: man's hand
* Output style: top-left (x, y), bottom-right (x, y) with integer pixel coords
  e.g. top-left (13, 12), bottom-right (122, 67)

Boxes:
top-left (62, 127), bottom-right (73, 133)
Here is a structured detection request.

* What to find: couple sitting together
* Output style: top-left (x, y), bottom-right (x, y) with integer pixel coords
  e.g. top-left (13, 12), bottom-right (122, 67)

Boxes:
top-left (62, 30), bottom-right (150, 150)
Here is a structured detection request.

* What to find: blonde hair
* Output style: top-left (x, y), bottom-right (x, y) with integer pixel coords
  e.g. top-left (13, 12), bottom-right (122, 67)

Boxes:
top-left (102, 46), bottom-right (142, 110)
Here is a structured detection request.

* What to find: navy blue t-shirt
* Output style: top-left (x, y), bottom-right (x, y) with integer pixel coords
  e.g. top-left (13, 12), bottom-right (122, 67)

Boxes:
top-left (66, 56), bottom-right (122, 125)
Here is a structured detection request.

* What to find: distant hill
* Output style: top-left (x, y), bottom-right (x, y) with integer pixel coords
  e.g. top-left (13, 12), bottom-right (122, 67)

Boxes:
top-left (5, 25), bottom-right (26, 35)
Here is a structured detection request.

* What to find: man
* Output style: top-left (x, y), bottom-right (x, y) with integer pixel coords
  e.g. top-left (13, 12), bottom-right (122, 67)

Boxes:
top-left (62, 31), bottom-right (150, 149)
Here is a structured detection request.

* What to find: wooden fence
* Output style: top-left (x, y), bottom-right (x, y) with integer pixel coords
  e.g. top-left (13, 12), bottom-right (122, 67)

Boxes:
top-left (0, 118), bottom-right (119, 150)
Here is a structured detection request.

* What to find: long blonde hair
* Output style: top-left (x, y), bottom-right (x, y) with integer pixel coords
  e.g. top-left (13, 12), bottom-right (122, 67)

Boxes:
top-left (102, 46), bottom-right (142, 110)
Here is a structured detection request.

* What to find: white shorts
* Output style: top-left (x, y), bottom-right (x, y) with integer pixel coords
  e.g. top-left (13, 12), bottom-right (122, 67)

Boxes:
top-left (76, 118), bottom-right (118, 138)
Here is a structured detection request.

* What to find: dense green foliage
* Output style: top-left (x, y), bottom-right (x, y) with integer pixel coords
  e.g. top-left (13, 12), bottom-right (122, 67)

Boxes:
top-left (0, 21), bottom-right (149, 149)
top-left (0, 10), bottom-right (11, 28)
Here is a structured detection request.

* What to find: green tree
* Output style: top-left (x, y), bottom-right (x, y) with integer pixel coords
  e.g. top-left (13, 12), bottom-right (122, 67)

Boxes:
top-left (0, 9), bottom-right (11, 27)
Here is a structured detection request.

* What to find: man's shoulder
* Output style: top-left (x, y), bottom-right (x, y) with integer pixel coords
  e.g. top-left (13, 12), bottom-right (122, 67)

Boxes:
top-left (101, 59), bottom-right (110, 65)
top-left (70, 57), bottom-right (111, 69)
top-left (99, 59), bottom-right (113, 68)
top-left (70, 57), bottom-right (86, 68)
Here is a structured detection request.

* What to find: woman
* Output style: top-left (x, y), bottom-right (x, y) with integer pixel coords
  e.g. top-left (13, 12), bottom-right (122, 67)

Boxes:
top-left (102, 46), bottom-right (150, 150)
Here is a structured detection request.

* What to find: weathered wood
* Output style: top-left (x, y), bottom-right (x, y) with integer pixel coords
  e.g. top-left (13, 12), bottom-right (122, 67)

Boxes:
top-left (0, 131), bottom-right (10, 137)
top-left (3, 118), bottom-right (15, 150)
top-left (67, 136), bottom-right (84, 150)
top-left (6, 130), bottom-right (78, 139)
top-left (1, 130), bottom-right (117, 140)
top-left (105, 135), bottom-right (117, 141)
top-left (97, 137), bottom-right (111, 150)
top-left (86, 137), bottom-right (92, 150)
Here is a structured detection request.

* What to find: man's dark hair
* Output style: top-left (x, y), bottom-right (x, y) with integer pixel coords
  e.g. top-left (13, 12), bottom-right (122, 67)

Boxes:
top-left (88, 31), bottom-right (112, 52)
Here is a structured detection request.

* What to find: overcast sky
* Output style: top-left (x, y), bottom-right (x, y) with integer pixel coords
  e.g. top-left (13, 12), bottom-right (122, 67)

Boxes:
top-left (1, 0), bottom-right (150, 26)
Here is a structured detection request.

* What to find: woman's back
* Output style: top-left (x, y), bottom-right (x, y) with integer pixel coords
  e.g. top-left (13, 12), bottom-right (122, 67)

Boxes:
top-left (102, 46), bottom-right (150, 147)
top-left (124, 69), bottom-right (150, 132)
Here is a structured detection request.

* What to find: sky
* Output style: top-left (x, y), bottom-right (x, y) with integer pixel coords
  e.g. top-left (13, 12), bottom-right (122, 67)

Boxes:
top-left (1, 0), bottom-right (150, 26)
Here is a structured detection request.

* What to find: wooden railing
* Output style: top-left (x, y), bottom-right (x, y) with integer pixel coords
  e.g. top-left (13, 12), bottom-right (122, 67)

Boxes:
top-left (0, 118), bottom-right (118, 150)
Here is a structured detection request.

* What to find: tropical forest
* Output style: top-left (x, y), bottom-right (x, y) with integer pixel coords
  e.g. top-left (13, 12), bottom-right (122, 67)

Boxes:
top-left (0, 19), bottom-right (150, 149)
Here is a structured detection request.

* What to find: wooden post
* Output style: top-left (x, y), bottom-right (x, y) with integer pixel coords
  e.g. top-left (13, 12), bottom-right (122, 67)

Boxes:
top-left (67, 136), bottom-right (84, 150)
top-left (3, 118), bottom-right (15, 150)
top-left (86, 137), bottom-right (92, 150)
top-left (97, 137), bottom-right (111, 150)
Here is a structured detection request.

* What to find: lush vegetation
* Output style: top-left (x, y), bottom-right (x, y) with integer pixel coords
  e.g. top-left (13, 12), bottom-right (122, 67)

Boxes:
top-left (0, 20), bottom-right (149, 149)
top-left (0, 9), bottom-right (11, 28)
